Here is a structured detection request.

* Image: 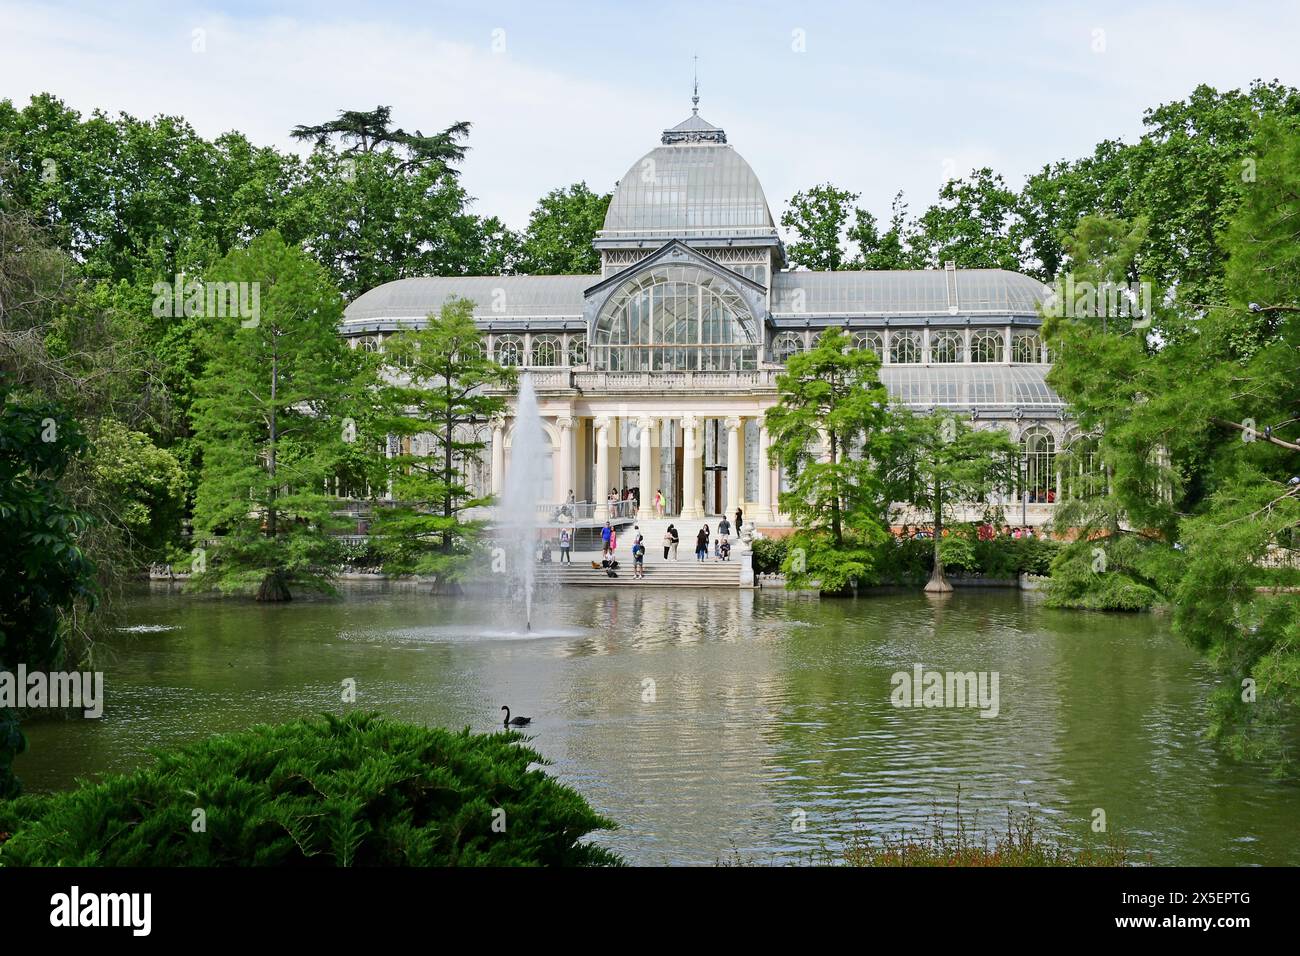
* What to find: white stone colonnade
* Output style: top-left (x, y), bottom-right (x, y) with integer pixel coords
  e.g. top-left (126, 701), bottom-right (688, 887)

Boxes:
top-left (494, 407), bottom-right (780, 523)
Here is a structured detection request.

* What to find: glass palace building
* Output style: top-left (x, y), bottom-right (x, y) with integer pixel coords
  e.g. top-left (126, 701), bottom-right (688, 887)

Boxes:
top-left (341, 107), bottom-right (1074, 527)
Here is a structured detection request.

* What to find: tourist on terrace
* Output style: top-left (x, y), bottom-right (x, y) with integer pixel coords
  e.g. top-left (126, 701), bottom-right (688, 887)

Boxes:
top-left (695, 526), bottom-right (709, 562)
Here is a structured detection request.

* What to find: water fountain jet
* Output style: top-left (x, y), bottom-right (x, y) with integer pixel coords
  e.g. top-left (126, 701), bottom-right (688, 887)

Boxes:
top-left (498, 373), bottom-right (547, 631)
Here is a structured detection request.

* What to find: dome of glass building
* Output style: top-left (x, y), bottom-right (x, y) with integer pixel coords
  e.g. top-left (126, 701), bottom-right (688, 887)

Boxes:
top-left (601, 113), bottom-right (776, 239)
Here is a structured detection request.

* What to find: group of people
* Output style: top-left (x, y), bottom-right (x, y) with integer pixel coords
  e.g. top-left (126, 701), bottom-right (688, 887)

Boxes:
top-left (896, 523), bottom-right (1045, 540)
top-left (693, 509), bottom-right (744, 563)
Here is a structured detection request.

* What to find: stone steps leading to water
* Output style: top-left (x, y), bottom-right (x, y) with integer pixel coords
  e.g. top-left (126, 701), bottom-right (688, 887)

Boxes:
top-left (536, 557), bottom-right (743, 588)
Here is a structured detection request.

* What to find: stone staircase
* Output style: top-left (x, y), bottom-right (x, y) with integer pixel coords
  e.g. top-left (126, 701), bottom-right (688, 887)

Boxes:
top-left (538, 513), bottom-right (746, 588)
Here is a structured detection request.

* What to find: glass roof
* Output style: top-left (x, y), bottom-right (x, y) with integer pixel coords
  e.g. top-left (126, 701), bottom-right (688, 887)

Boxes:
top-left (602, 142), bottom-right (776, 237)
top-left (771, 269), bottom-right (1048, 316)
top-left (880, 365), bottom-right (1064, 408)
top-left (344, 276), bottom-right (595, 322)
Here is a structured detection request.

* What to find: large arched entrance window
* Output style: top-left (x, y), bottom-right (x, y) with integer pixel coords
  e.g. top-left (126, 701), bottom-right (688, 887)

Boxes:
top-left (592, 265), bottom-right (758, 371)
top-left (1020, 426), bottom-right (1057, 504)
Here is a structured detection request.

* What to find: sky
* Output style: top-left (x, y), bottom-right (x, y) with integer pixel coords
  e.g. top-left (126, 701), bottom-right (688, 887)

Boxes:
top-left (3, 0), bottom-right (1300, 230)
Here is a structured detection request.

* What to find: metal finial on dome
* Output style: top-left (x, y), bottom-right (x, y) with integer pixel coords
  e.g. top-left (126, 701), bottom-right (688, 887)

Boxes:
top-left (692, 55), bottom-right (699, 114)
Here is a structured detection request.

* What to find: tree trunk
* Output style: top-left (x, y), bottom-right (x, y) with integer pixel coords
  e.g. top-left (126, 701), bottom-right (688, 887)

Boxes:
top-left (257, 570), bottom-right (292, 602)
top-left (924, 480), bottom-right (952, 593)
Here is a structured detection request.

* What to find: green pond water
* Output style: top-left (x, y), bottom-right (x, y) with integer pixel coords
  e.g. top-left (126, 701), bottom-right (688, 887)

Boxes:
top-left (16, 583), bottom-right (1300, 866)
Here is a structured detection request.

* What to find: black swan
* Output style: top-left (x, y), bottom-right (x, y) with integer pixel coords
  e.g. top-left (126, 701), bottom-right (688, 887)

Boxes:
top-left (501, 705), bottom-right (531, 727)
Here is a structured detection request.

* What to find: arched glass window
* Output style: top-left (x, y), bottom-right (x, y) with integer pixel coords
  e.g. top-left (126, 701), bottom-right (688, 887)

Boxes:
top-left (531, 334), bottom-right (563, 367)
top-left (494, 334), bottom-right (524, 367)
top-left (592, 264), bottom-right (758, 371)
top-left (1063, 433), bottom-right (1104, 499)
top-left (930, 330), bottom-right (964, 363)
top-left (1021, 426), bottom-right (1057, 504)
top-left (568, 334), bottom-right (587, 367)
top-left (853, 330), bottom-right (884, 357)
top-left (970, 328), bottom-right (1004, 363)
top-left (890, 330), bottom-right (922, 364)
top-left (1013, 331), bottom-right (1044, 363)
top-left (773, 331), bottom-right (803, 363)
top-left (356, 335), bottom-right (380, 353)
top-left (455, 339), bottom-right (485, 364)
top-left (384, 334), bottom-right (416, 370)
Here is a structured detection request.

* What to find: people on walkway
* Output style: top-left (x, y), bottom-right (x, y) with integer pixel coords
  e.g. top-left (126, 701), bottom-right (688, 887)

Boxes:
top-left (695, 526), bottom-right (709, 562)
top-left (718, 516), bottom-right (731, 539)
top-left (734, 507), bottom-right (743, 531)
top-left (662, 526), bottom-right (673, 560)
top-left (632, 534), bottom-right (646, 579)
top-left (655, 489), bottom-right (664, 517)
top-left (559, 528), bottom-right (571, 564)
top-left (601, 521), bottom-right (612, 558)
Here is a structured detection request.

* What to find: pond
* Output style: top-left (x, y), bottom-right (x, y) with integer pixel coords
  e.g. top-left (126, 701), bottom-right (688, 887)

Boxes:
top-left (16, 583), bottom-right (1300, 866)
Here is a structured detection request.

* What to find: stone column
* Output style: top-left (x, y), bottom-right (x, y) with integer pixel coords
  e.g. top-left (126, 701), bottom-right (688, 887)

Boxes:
top-left (593, 416), bottom-right (611, 521)
top-left (637, 417), bottom-right (654, 516)
top-left (556, 416), bottom-right (575, 505)
top-left (725, 416), bottom-right (743, 517)
top-left (680, 415), bottom-right (702, 520)
top-left (758, 421), bottom-right (773, 521)
top-left (490, 419), bottom-right (505, 497)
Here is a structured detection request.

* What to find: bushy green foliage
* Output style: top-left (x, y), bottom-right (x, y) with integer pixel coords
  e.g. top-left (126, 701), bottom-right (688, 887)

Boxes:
top-left (780, 529), bottom-right (885, 594)
top-left (1044, 534), bottom-right (1175, 611)
top-left (0, 385), bottom-right (97, 797)
top-left (89, 419), bottom-right (186, 565)
top-left (750, 536), bottom-right (788, 575)
top-left (0, 712), bottom-right (623, 867)
top-left (871, 535), bottom-right (1061, 587)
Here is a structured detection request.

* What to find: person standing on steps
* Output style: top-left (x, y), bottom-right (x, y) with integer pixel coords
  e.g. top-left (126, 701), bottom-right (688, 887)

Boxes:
top-left (632, 534), bottom-right (646, 579)
top-left (718, 515), bottom-right (731, 540)
top-left (601, 520), bottom-right (612, 559)
top-left (735, 507), bottom-right (743, 532)
top-left (655, 489), bottom-right (664, 518)
top-left (668, 523), bottom-right (679, 561)
top-left (559, 527), bottom-right (572, 564)
top-left (695, 525), bottom-right (709, 562)
top-left (662, 525), bottom-right (673, 561)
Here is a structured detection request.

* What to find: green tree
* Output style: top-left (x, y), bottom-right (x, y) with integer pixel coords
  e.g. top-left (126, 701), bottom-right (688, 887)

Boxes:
top-left (88, 420), bottom-right (186, 565)
top-left (1017, 81), bottom-right (1300, 300)
top-left (0, 384), bottom-right (97, 797)
top-left (885, 411), bottom-right (1019, 592)
top-left (764, 327), bottom-right (893, 592)
top-left (371, 298), bottom-right (514, 587)
top-left (911, 168), bottom-right (1022, 270)
top-left (1041, 121), bottom-right (1300, 774)
top-left (190, 233), bottom-right (368, 601)
top-left (514, 182), bottom-right (610, 275)
top-left (782, 184), bottom-right (862, 271)
top-left (291, 106), bottom-right (471, 174)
